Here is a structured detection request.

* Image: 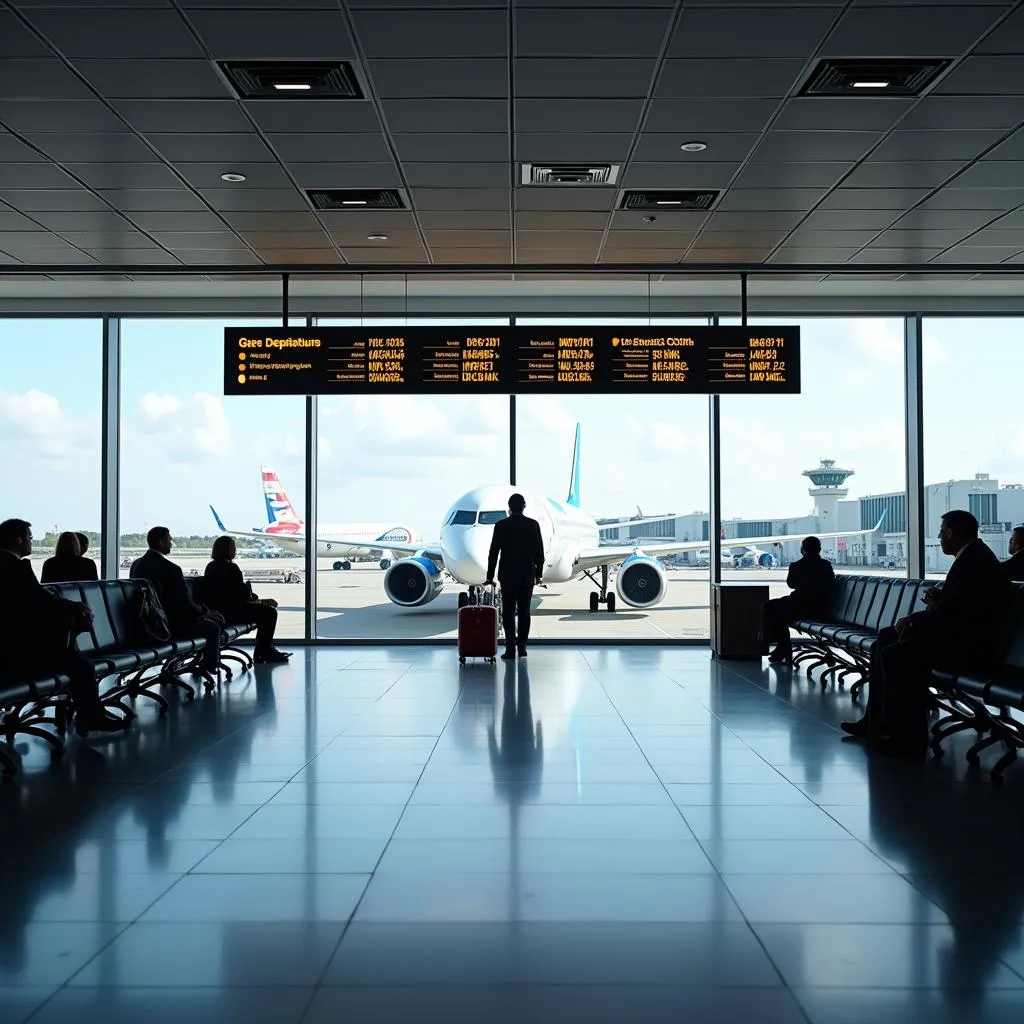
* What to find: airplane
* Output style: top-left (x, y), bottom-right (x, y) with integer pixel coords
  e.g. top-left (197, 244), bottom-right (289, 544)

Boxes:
top-left (210, 466), bottom-right (422, 571)
top-left (308, 425), bottom-right (887, 613)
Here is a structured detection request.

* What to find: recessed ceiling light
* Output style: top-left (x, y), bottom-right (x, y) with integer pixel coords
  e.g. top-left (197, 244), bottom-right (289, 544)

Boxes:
top-left (273, 82), bottom-right (312, 91)
top-left (853, 81), bottom-right (890, 88)
top-left (342, 200), bottom-right (367, 206)
top-left (367, 233), bottom-right (388, 241)
top-left (680, 141), bottom-right (708, 153)
top-left (656, 200), bottom-right (682, 205)
top-left (220, 172), bottom-right (247, 182)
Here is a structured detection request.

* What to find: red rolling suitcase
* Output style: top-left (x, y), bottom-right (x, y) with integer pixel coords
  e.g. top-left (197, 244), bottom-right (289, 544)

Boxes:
top-left (458, 585), bottom-right (499, 664)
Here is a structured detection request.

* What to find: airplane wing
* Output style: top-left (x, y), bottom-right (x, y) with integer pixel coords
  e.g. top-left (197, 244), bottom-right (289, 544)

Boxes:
top-left (210, 507), bottom-right (444, 561)
top-left (573, 514), bottom-right (887, 573)
top-left (598, 513), bottom-right (680, 533)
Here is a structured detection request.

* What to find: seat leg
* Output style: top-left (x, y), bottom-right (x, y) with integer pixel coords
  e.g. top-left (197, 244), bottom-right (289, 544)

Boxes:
top-left (966, 733), bottom-right (1003, 766)
top-left (990, 745), bottom-right (1019, 785)
top-left (0, 741), bottom-right (18, 781)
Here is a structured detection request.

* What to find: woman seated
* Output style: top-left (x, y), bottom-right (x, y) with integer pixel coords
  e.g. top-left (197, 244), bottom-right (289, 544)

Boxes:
top-left (204, 536), bottom-right (290, 665)
top-left (41, 531), bottom-right (100, 584)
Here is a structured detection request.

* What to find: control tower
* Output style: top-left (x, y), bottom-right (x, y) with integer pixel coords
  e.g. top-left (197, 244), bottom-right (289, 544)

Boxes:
top-left (803, 459), bottom-right (854, 528)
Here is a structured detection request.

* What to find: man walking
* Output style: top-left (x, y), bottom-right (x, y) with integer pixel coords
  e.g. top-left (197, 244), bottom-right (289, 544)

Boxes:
top-left (485, 493), bottom-right (545, 660)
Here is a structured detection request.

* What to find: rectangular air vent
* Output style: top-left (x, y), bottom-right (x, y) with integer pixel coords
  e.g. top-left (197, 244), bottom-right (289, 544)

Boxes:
top-left (619, 190), bottom-right (719, 211)
top-left (521, 163), bottom-right (620, 186)
top-left (218, 61), bottom-right (363, 100)
top-left (307, 189), bottom-right (405, 211)
top-left (800, 58), bottom-right (950, 97)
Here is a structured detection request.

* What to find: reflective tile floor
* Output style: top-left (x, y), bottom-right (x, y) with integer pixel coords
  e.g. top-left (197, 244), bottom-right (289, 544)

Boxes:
top-left (3, 647), bottom-right (1024, 1023)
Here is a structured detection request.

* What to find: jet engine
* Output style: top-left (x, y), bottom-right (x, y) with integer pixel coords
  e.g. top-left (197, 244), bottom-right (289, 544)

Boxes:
top-left (615, 554), bottom-right (668, 609)
top-left (384, 556), bottom-right (444, 607)
top-left (746, 547), bottom-right (776, 568)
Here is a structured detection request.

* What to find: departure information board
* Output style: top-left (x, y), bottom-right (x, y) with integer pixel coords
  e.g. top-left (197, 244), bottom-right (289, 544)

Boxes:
top-left (225, 325), bottom-right (800, 396)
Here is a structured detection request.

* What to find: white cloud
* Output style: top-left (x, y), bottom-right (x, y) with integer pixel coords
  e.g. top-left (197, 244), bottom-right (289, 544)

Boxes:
top-left (135, 391), bottom-right (232, 460)
top-left (0, 388), bottom-right (96, 461)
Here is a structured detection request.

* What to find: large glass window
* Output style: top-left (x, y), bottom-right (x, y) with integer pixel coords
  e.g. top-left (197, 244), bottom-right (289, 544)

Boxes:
top-left (120, 319), bottom-right (307, 638)
top-left (721, 317), bottom-right (907, 602)
top-left (923, 317), bottom-right (1021, 577)
top-left (0, 318), bottom-right (102, 578)
top-left (314, 318), bottom-right (511, 640)
top-left (516, 318), bottom-right (711, 640)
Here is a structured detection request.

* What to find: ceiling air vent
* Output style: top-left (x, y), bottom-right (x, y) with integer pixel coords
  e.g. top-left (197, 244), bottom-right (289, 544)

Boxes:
top-left (800, 58), bottom-right (951, 97)
top-left (521, 163), bottom-right (620, 186)
top-left (218, 61), bottom-right (364, 100)
top-left (306, 189), bottom-right (405, 211)
top-left (619, 190), bottom-right (719, 211)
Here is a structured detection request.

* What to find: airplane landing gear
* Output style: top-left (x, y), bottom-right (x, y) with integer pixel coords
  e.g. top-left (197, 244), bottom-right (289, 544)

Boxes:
top-left (585, 565), bottom-right (616, 612)
top-left (379, 558), bottom-right (391, 571)
top-left (457, 592), bottom-right (469, 610)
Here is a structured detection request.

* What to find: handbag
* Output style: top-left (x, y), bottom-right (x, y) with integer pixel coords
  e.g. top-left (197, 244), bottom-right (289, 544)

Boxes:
top-left (136, 584), bottom-right (172, 644)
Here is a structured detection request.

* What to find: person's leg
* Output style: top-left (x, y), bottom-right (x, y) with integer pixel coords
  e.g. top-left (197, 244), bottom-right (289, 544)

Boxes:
top-left (877, 638), bottom-right (935, 750)
top-left (500, 586), bottom-right (517, 655)
top-left (843, 625), bottom-right (899, 737)
top-left (249, 603), bottom-right (278, 655)
top-left (764, 596), bottom-right (794, 660)
top-left (517, 586), bottom-right (534, 654)
top-left (197, 617), bottom-right (223, 671)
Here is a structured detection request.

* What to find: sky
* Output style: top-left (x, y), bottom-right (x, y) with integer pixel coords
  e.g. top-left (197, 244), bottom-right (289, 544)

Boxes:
top-left (1, 314), bottom-right (1018, 538)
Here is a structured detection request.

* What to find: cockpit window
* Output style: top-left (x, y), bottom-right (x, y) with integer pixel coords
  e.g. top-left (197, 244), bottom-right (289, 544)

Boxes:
top-left (446, 509), bottom-right (476, 526)
top-left (478, 510), bottom-right (507, 525)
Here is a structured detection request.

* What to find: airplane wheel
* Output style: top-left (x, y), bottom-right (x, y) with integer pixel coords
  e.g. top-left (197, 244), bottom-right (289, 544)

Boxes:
top-left (341, 561), bottom-right (352, 571)
top-left (607, 593), bottom-right (616, 613)
top-left (380, 558), bottom-right (391, 571)
top-left (589, 592), bottom-right (599, 613)
top-left (332, 561), bottom-right (343, 571)
top-left (457, 592), bottom-right (469, 610)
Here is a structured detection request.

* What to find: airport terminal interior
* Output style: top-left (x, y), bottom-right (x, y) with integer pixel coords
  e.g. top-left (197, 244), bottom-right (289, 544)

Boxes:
top-left (4, 0), bottom-right (1024, 1021)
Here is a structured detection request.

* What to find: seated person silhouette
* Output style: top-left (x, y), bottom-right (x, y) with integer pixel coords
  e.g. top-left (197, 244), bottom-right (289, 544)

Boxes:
top-left (761, 536), bottom-right (836, 664)
top-left (130, 526), bottom-right (225, 676)
top-left (1003, 526), bottom-right (1024, 582)
top-left (842, 509), bottom-right (1009, 756)
top-left (0, 518), bottom-right (126, 734)
top-left (204, 536), bottom-right (290, 665)
top-left (41, 530), bottom-right (99, 584)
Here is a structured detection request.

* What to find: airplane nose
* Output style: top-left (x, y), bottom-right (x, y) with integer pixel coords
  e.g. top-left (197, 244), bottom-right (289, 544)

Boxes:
top-left (442, 527), bottom-right (490, 585)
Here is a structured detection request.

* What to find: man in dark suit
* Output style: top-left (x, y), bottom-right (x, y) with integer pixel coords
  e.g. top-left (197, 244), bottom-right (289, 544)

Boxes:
top-left (130, 526), bottom-right (225, 674)
top-left (485, 493), bottom-right (545, 661)
top-left (0, 518), bottom-right (126, 733)
top-left (1003, 526), bottom-right (1024, 582)
top-left (762, 536), bottom-right (837, 664)
top-left (843, 509), bottom-right (1010, 755)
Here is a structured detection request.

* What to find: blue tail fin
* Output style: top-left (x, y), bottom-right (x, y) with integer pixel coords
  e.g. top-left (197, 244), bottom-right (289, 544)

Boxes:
top-left (566, 424), bottom-right (582, 508)
top-left (209, 505), bottom-right (227, 532)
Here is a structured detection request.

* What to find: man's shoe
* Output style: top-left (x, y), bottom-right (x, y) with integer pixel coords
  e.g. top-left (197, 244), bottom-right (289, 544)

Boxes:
top-left (517, 648), bottom-right (528, 658)
top-left (501, 650), bottom-right (516, 660)
top-left (255, 648), bottom-right (290, 664)
top-left (840, 717), bottom-right (871, 738)
top-left (768, 646), bottom-right (792, 664)
top-left (75, 709), bottom-right (129, 737)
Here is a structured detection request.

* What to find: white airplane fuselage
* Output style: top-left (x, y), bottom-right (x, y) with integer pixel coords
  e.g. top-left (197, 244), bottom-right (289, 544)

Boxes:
top-left (264, 523), bottom-right (419, 559)
top-left (438, 485), bottom-right (599, 586)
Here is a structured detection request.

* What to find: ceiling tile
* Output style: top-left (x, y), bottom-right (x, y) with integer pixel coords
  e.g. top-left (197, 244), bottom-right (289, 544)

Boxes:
top-left (29, 210), bottom-right (139, 231)
top-left (843, 161), bottom-right (967, 188)
top-left (0, 99), bottom-right (126, 132)
top-left (186, 9), bottom-right (355, 59)
top-left (325, 229), bottom-right (422, 247)
top-left (870, 129), bottom-right (1008, 162)
top-left (382, 100), bottom-right (505, 134)
top-left (918, 187), bottom-right (1024, 209)
top-left (892, 208), bottom-right (998, 229)
top-left (975, 5), bottom-right (1024, 53)
top-left (824, 4), bottom-right (1005, 56)
top-left (734, 163), bottom-right (849, 189)
top-left (632, 133), bottom-right (759, 163)
top-left (287, 162), bottom-right (402, 189)
top-left (931, 245), bottom-right (1024, 263)
top-left (84, 247), bottom-right (183, 264)
top-left (431, 248), bottom-right (511, 263)
top-left (24, 9), bottom-right (203, 58)
top-left (149, 230), bottom-right (242, 248)
top-left (516, 133), bottom-right (631, 162)
top-left (245, 100), bottom-right (382, 134)
top-left (800, 209), bottom-right (899, 231)
top-left (268, 134), bottom-right (392, 164)
top-left (716, 187), bottom-right (831, 211)
top-left (947, 161), bottom-right (1024, 187)
top-left (170, 249), bottom-right (263, 265)
top-left (849, 247), bottom-right (944, 262)
top-left (0, 188), bottom-right (111, 211)
top-left (772, 97), bottom-right (916, 132)
top-left (936, 56), bottom-right (1024, 94)
top-left (515, 99), bottom-right (643, 133)
top-left (144, 133), bottom-right (276, 164)
top-left (0, 163), bottom-right (75, 188)
top-left (199, 187), bottom-right (308, 211)
top-left (65, 163), bottom-right (184, 190)
top-left (411, 188), bottom-right (509, 211)
top-left (23, 132), bottom-right (156, 163)
top-left (97, 189), bottom-right (210, 211)
top-left (753, 131), bottom-right (880, 162)
top-left (370, 59), bottom-right (507, 99)
top-left (657, 59), bottom-right (804, 99)
top-left (418, 212), bottom-right (508, 230)
top-left (114, 100), bottom-right (251, 133)
top-left (312, 209), bottom-right (419, 231)
top-left (127, 210), bottom-right (229, 232)
top-left (622, 162), bottom-right (739, 188)
top-left (986, 127), bottom-right (1024, 160)
top-left (515, 8), bottom-right (672, 57)
top-left (514, 58), bottom-right (656, 99)
top-left (0, 134), bottom-right (50, 162)
top-left (72, 59), bottom-right (231, 99)
top-left (873, 228), bottom-right (975, 247)
top-left (423, 230), bottom-right (511, 246)
top-left (404, 163), bottom-right (509, 189)
top-left (0, 209), bottom-right (45, 230)
top-left (899, 96), bottom-right (1024, 130)
top-left (236, 231), bottom-right (331, 248)
top-left (222, 211), bottom-right (323, 231)
top-left (644, 98), bottom-right (778, 133)
top-left (704, 211), bottom-right (805, 229)
top-left (514, 189), bottom-right (615, 212)
top-left (341, 247), bottom-right (429, 263)
top-left (817, 187), bottom-right (933, 210)
top-left (516, 211), bottom-right (608, 230)
top-left (175, 163), bottom-right (294, 190)
top-left (0, 9), bottom-right (52, 56)
top-left (669, 6), bottom-right (836, 57)
top-left (0, 59), bottom-right (94, 99)
top-left (769, 246), bottom-right (859, 262)
top-left (395, 134), bottom-right (508, 163)
top-left (352, 10), bottom-right (507, 58)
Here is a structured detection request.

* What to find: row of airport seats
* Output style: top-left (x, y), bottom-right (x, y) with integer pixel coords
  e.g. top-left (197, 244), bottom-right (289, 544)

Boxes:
top-left (790, 574), bottom-right (1024, 782)
top-left (0, 578), bottom-right (255, 781)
